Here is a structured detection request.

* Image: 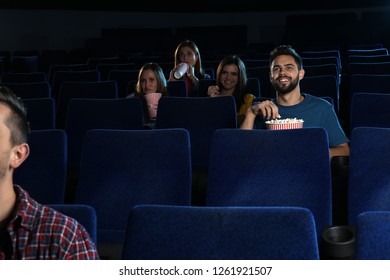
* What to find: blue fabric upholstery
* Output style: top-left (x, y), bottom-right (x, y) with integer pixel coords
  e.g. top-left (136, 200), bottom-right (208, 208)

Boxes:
top-left (87, 56), bottom-right (128, 70)
top-left (350, 93), bottom-right (390, 133)
top-left (48, 63), bottom-right (89, 85)
top-left (247, 77), bottom-right (261, 98)
top-left (23, 97), bottom-right (56, 130)
top-left (348, 127), bottom-right (390, 226)
top-left (64, 98), bottom-right (144, 171)
top-left (96, 63), bottom-right (136, 81)
top-left (107, 69), bottom-right (139, 98)
top-left (196, 79), bottom-right (215, 97)
top-left (155, 96), bottom-right (237, 172)
top-left (206, 128), bottom-right (332, 238)
top-left (1, 72), bottom-right (46, 83)
top-left (49, 204), bottom-right (98, 245)
top-left (51, 70), bottom-right (100, 100)
top-left (166, 80), bottom-right (188, 97)
top-left (56, 80), bottom-right (118, 129)
top-left (74, 128), bottom-right (192, 244)
top-left (3, 82), bottom-right (51, 99)
top-left (355, 211), bottom-right (390, 260)
top-left (9, 55), bottom-right (39, 73)
top-left (122, 205), bottom-right (319, 260)
top-left (14, 129), bottom-right (67, 204)
top-left (300, 74), bottom-right (339, 113)
top-left (349, 74), bottom-right (390, 96)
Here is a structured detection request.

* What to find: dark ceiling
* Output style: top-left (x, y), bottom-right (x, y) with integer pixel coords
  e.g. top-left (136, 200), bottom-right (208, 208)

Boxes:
top-left (0, 0), bottom-right (389, 12)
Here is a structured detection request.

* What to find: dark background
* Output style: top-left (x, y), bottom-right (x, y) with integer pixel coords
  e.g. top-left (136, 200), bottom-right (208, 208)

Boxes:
top-left (1, 0), bottom-right (389, 12)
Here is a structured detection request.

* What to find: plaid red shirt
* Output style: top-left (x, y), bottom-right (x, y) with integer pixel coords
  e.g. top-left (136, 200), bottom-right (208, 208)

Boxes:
top-left (2, 185), bottom-right (100, 260)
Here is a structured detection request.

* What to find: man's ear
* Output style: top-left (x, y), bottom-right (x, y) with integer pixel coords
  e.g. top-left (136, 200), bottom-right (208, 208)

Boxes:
top-left (10, 143), bottom-right (30, 169)
top-left (299, 69), bottom-right (305, 81)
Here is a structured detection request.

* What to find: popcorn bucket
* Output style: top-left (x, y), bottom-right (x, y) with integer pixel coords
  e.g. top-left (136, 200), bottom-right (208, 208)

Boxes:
top-left (266, 118), bottom-right (304, 130)
top-left (145, 93), bottom-right (162, 119)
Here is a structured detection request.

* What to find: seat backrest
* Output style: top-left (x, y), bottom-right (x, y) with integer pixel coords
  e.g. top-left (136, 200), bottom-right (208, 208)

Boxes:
top-left (243, 59), bottom-right (268, 67)
top-left (348, 62), bottom-right (390, 76)
top-left (246, 66), bottom-right (274, 98)
top-left (56, 80), bottom-right (118, 129)
top-left (302, 56), bottom-right (341, 73)
top-left (301, 50), bottom-right (341, 71)
top-left (87, 56), bottom-right (128, 70)
top-left (39, 49), bottom-right (68, 73)
top-left (348, 74), bottom-right (390, 110)
top-left (74, 128), bottom-right (192, 244)
top-left (247, 77), bottom-right (261, 98)
top-left (350, 93), bottom-right (390, 132)
top-left (64, 98), bottom-right (144, 171)
top-left (300, 74), bottom-right (339, 113)
top-left (304, 64), bottom-right (339, 83)
top-left (3, 81), bottom-right (51, 99)
top-left (204, 68), bottom-right (215, 79)
top-left (96, 63), bottom-right (136, 80)
top-left (9, 55), bottom-right (39, 73)
top-left (48, 204), bottom-right (97, 245)
top-left (347, 54), bottom-right (390, 64)
top-left (1, 72), bottom-right (47, 83)
top-left (206, 128), bottom-right (332, 238)
top-left (48, 63), bottom-right (89, 85)
top-left (355, 211), bottom-right (390, 260)
top-left (347, 44), bottom-right (384, 50)
top-left (51, 70), bottom-right (100, 101)
top-left (197, 79), bottom-right (216, 97)
top-left (23, 97), bottom-right (56, 130)
top-left (122, 205), bottom-right (319, 260)
top-left (155, 96), bottom-right (237, 171)
top-left (320, 96), bottom-right (334, 108)
top-left (301, 50), bottom-right (341, 60)
top-left (347, 48), bottom-right (389, 57)
top-left (14, 129), bottom-right (67, 204)
top-left (166, 80), bottom-right (188, 97)
top-left (348, 127), bottom-right (390, 226)
top-left (107, 69), bottom-right (140, 98)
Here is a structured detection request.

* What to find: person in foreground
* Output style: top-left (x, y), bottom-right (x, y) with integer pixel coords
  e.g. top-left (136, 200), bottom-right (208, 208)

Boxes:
top-left (0, 86), bottom-right (99, 259)
top-left (240, 45), bottom-right (350, 158)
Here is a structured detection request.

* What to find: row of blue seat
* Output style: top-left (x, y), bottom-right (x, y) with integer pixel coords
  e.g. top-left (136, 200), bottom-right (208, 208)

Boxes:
top-left (49, 202), bottom-right (390, 260)
top-left (22, 91), bottom-right (390, 139)
top-left (13, 126), bottom-right (390, 259)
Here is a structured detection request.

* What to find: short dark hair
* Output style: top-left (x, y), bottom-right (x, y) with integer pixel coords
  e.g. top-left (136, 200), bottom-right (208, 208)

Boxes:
top-left (0, 86), bottom-right (30, 145)
top-left (269, 45), bottom-right (303, 70)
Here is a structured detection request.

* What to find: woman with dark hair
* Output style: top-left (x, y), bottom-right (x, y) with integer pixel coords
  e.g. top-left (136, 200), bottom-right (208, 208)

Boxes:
top-left (207, 55), bottom-right (256, 126)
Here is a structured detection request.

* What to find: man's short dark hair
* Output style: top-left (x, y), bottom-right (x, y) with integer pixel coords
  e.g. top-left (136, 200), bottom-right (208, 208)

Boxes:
top-left (0, 86), bottom-right (30, 145)
top-left (269, 45), bottom-right (303, 70)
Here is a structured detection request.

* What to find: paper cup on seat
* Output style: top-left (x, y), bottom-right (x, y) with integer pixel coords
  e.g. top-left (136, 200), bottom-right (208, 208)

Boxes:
top-left (145, 93), bottom-right (162, 119)
top-left (266, 118), bottom-right (304, 130)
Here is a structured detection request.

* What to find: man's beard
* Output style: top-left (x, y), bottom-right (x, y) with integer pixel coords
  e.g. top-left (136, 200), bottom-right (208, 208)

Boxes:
top-left (271, 75), bottom-right (299, 95)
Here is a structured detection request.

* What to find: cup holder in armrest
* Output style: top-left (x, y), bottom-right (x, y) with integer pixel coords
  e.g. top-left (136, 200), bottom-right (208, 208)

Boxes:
top-left (320, 225), bottom-right (356, 260)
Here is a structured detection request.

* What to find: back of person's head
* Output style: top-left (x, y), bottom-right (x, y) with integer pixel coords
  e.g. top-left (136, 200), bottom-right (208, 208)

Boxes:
top-left (174, 40), bottom-right (206, 78)
top-left (269, 45), bottom-right (303, 70)
top-left (0, 86), bottom-right (30, 145)
top-left (136, 62), bottom-right (167, 95)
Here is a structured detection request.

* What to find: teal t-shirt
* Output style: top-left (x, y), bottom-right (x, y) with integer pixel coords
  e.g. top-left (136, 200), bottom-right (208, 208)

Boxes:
top-left (254, 93), bottom-right (349, 147)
